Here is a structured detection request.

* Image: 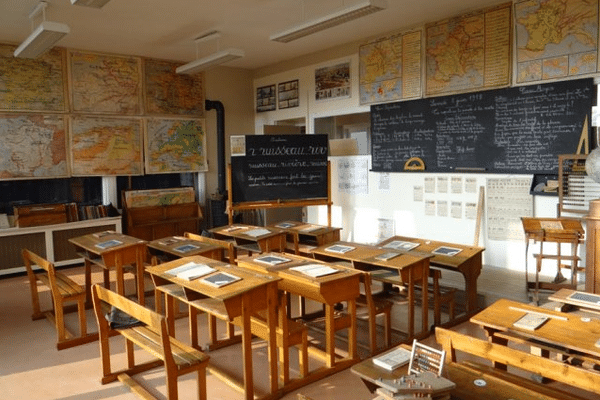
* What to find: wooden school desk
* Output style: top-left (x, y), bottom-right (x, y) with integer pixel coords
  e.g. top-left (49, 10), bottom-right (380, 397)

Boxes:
top-left (470, 298), bottom-right (600, 369)
top-left (267, 220), bottom-right (341, 254)
top-left (377, 235), bottom-right (484, 315)
top-left (146, 235), bottom-right (224, 263)
top-left (69, 231), bottom-right (147, 305)
top-left (146, 255), bottom-right (280, 400)
top-left (237, 252), bottom-right (362, 370)
top-left (210, 224), bottom-right (287, 253)
top-left (310, 241), bottom-right (431, 340)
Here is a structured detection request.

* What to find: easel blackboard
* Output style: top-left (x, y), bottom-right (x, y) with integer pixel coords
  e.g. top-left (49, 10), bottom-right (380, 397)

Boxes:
top-left (228, 134), bottom-right (332, 224)
top-left (371, 78), bottom-right (596, 174)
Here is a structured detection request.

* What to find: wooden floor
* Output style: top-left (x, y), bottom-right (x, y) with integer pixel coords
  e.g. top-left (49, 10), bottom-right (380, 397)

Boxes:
top-left (0, 264), bottom-right (594, 400)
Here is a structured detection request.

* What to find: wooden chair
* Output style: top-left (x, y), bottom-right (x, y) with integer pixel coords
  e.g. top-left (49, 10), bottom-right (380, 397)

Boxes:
top-left (184, 231), bottom-right (237, 264)
top-left (22, 248), bottom-right (96, 350)
top-left (429, 268), bottom-right (456, 326)
top-left (92, 284), bottom-right (210, 400)
top-left (355, 271), bottom-right (393, 355)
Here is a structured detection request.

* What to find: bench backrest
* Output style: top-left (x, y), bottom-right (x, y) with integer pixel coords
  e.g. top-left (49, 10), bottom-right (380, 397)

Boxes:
top-left (22, 248), bottom-right (60, 298)
top-left (185, 232), bottom-right (237, 264)
top-left (92, 284), bottom-right (172, 360)
top-left (435, 327), bottom-right (600, 395)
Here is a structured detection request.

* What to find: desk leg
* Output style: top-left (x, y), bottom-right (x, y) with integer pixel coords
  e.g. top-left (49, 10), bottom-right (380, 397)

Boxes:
top-left (347, 299), bottom-right (357, 361)
top-left (325, 304), bottom-right (336, 368)
top-left (421, 262), bottom-right (429, 335)
top-left (241, 293), bottom-right (254, 400)
top-left (407, 267), bottom-right (414, 340)
top-left (266, 285), bottom-right (278, 393)
top-left (84, 259), bottom-right (92, 307)
top-left (461, 258), bottom-right (482, 314)
top-left (136, 247), bottom-right (145, 306)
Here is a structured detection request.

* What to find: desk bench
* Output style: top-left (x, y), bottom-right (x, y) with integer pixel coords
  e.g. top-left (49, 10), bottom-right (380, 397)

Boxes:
top-left (92, 284), bottom-right (210, 400)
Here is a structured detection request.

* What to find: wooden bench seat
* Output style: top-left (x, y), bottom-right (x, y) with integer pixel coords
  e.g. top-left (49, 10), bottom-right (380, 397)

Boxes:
top-left (22, 248), bottom-right (97, 350)
top-left (435, 327), bottom-right (600, 398)
top-left (92, 284), bottom-right (210, 400)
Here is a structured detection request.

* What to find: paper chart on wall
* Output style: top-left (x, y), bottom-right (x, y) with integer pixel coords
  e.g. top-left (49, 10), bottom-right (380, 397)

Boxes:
top-left (451, 201), bottom-right (462, 219)
top-left (338, 157), bottom-right (368, 195)
top-left (486, 177), bottom-right (533, 241)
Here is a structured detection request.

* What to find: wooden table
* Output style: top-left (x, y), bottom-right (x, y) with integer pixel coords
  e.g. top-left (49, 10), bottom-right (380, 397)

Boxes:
top-left (310, 241), bottom-right (431, 340)
top-left (268, 220), bottom-right (341, 254)
top-left (238, 252), bottom-right (361, 370)
top-left (69, 231), bottom-right (147, 305)
top-left (147, 235), bottom-right (224, 263)
top-left (146, 255), bottom-right (280, 400)
top-left (210, 224), bottom-right (287, 253)
top-left (377, 235), bottom-right (484, 315)
top-left (470, 298), bottom-right (600, 364)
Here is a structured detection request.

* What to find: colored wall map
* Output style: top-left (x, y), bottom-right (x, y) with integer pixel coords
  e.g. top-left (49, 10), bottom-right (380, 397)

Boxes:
top-left (70, 116), bottom-right (143, 176)
top-left (515, 0), bottom-right (599, 83)
top-left (0, 114), bottom-right (67, 179)
top-left (359, 30), bottom-right (422, 104)
top-left (0, 45), bottom-right (66, 112)
top-left (145, 118), bottom-right (208, 174)
top-left (425, 2), bottom-right (512, 96)
top-left (124, 187), bottom-right (196, 208)
top-left (144, 59), bottom-right (205, 116)
top-left (70, 51), bottom-right (142, 114)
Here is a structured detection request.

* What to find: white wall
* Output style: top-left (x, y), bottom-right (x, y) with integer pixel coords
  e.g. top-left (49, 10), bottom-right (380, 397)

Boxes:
top-left (253, 50), bottom-right (590, 280)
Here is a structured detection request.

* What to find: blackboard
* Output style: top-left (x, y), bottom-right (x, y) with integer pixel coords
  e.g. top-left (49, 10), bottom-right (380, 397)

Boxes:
top-left (230, 134), bottom-right (329, 203)
top-left (371, 78), bottom-right (596, 174)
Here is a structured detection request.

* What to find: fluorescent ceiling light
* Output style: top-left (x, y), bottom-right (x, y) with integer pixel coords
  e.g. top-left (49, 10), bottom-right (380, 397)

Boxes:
top-left (70, 0), bottom-right (111, 8)
top-left (270, 0), bottom-right (387, 43)
top-left (14, 21), bottom-right (70, 58)
top-left (176, 48), bottom-right (245, 74)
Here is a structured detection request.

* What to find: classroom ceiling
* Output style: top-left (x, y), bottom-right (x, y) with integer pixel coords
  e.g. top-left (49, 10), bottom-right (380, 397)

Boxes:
top-left (2, 0), bottom-right (504, 70)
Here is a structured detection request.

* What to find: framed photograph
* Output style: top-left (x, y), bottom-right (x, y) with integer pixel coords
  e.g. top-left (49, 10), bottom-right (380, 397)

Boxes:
top-left (256, 84), bottom-right (276, 112)
top-left (315, 61), bottom-right (351, 101)
top-left (278, 79), bottom-right (299, 109)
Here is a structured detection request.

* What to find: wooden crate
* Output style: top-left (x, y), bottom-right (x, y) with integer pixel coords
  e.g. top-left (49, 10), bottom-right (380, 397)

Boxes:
top-left (14, 203), bottom-right (68, 227)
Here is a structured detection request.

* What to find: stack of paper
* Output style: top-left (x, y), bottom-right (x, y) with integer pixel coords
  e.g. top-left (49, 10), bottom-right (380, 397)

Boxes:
top-left (290, 264), bottom-right (339, 278)
top-left (372, 347), bottom-right (411, 371)
top-left (167, 262), bottom-right (215, 281)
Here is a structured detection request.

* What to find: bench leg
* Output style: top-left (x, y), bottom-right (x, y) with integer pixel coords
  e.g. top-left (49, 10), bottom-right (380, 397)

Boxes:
top-left (77, 297), bottom-right (87, 337)
top-left (29, 277), bottom-right (44, 320)
top-left (55, 300), bottom-right (67, 343)
top-left (197, 368), bottom-right (207, 400)
top-left (126, 339), bottom-right (135, 369)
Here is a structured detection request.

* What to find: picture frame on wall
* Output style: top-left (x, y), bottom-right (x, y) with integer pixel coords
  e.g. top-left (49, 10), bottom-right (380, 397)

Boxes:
top-left (256, 84), bottom-right (276, 112)
top-left (315, 61), bottom-right (351, 101)
top-left (278, 79), bottom-right (299, 109)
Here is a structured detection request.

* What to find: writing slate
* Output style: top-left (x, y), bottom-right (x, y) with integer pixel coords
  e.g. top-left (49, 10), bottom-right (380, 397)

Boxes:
top-left (230, 134), bottom-right (328, 203)
top-left (371, 78), bottom-right (596, 174)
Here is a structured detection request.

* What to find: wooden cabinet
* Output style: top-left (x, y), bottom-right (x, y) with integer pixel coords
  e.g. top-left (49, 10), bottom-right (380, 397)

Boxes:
top-left (0, 217), bottom-right (122, 275)
top-left (123, 196), bottom-right (202, 241)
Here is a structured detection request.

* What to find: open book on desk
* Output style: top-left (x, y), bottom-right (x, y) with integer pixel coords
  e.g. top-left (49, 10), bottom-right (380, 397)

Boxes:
top-left (166, 262), bottom-right (215, 281)
top-left (289, 264), bottom-right (339, 278)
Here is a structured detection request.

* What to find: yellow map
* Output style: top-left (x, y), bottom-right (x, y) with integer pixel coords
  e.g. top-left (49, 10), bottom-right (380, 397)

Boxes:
top-left (70, 116), bottom-right (143, 176)
top-left (70, 51), bottom-right (141, 114)
top-left (359, 30), bottom-right (422, 104)
top-left (0, 114), bottom-right (67, 179)
top-left (425, 3), bottom-right (511, 95)
top-left (515, 0), bottom-right (598, 83)
top-left (144, 59), bottom-right (205, 116)
top-left (145, 118), bottom-right (207, 174)
top-left (0, 45), bottom-right (66, 112)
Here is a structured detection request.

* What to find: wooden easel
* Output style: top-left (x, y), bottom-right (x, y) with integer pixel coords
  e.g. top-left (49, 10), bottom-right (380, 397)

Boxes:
top-left (226, 162), bottom-right (333, 226)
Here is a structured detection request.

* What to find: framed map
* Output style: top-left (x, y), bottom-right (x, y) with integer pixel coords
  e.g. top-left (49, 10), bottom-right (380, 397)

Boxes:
top-left (144, 59), bottom-right (205, 116)
top-left (145, 118), bottom-right (208, 174)
top-left (0, 45), bottom-right (67, 112)
top-left (359, 30), bottom-right (422, 105)
top-left (515, 0), bottom-right (599, 83)
top-left (425, 2), bottom-right (511, 96)
top-left (70, 116), bottom-right (143, 176)
top-left (0, 114), bottom-right (68, 180)
top-left (69, 50), bottom-right (142, 114)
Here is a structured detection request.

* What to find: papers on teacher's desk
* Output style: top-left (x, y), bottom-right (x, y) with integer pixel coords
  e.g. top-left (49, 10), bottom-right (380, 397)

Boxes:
top-left (289, 264), bottom-right (339, 278)
top-left (372, 347), bottom-right (411, 371)
top-left (166, 262), bottom-right (215, 281)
